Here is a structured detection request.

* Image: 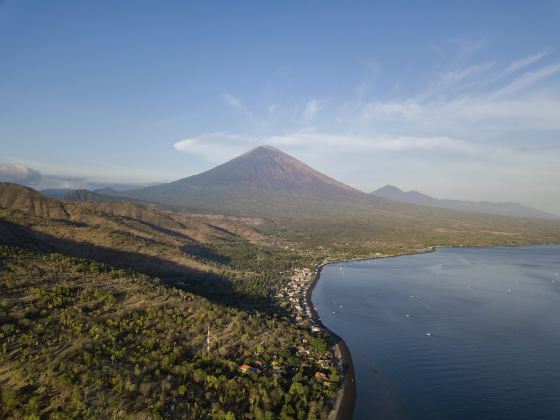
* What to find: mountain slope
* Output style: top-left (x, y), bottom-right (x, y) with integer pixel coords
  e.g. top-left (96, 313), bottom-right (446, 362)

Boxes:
top-left (372, 185), bottom-right (559, 220)
top-left (121, 146), bottom-right (367, 214)
top-left (0, 246), bottom-right (326, 418)
top-left (0, 184), bottom-right (337, 418)
top-left (0, 183), bottom-right (275, 287)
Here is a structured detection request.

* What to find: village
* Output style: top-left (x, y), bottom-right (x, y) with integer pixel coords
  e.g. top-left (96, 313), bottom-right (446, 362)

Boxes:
top-left (237, 264), bottom-right (340, 388)
top-left (274, 265), bottom-right (338, 385)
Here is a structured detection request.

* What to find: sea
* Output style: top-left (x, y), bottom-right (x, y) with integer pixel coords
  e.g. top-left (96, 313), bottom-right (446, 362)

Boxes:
top-left (312, 246), bottom-right (560, 420)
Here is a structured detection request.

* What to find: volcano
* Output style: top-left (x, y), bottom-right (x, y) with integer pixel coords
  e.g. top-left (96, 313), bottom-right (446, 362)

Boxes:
top-left (121, 146), bottom-right (371, 214)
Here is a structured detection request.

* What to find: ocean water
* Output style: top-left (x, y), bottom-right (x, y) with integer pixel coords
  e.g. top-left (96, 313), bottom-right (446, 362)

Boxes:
top-left (312, 246), bottom-right (560, 420)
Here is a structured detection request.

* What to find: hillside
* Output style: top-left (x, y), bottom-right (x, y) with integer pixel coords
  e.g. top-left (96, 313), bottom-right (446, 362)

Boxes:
top-left (0, 246), bottom-right (335, 418)
top-left (2, 174), bottom-right (560, 418)
top-left (0, 182), bottom-right (69, 219)
top-left (0, 183), bottom-right (339, 418)
top-left (372, 185), bottom-right (559, 220)
top-left (0, 182), bottom-right (296, 297)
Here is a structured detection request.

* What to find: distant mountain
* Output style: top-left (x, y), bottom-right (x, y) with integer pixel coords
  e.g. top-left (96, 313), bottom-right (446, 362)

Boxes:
top-left (41, 188), bottom-right (73, 198)
top-left (371, 185), bottom-right (559, 220)
top-left (43, 185), bottom-right (159, 199)
top-left (4, 180), bottom-right (560, 262)
top-left (93, 187), bottom-right (119, 195)
top-left (121, 145), bottom-right (367, 214)
top-left (62, 189), bottom-right (106, 202)
top-left (61, 188), bottom-right (146, 204)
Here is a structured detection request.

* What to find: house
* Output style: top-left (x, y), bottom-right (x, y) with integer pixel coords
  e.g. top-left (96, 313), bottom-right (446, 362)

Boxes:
top-left (240, 364), bottom-right (254, 373)
top-left (314, 371), bottom-right (329, 382)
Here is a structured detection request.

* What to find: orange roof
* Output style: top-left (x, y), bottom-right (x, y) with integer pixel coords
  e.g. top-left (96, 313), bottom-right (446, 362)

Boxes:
top-left (240, 364), bottom-right (252, 372)
top-left (314, 371), bottom-right (328, 381)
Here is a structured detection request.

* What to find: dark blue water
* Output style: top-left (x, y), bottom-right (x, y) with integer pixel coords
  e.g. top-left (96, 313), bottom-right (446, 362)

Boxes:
top-left (312, 246), bottom-right (560, 420)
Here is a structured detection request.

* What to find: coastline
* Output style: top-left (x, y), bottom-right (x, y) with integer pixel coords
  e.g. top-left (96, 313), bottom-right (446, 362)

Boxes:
top-left (303, 246), bottom-right (446, 419)
top-left (305, 250), bottom-right (436, 420)
top-left (306, 263), bottom-right (356, 420)
top-left (305, 243), bottom-right (555, 419)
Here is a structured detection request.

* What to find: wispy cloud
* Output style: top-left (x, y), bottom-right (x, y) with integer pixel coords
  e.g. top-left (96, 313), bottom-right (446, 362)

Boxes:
top-left (174, 130), bottom-right (475, 163)
top-left (517, 143), bottom-right (560, 152)
top-left (174, 132), bottom-right (259, 162)
top-left (502, 48), bottom-right (552, 76)
top-left (185, 49), bottom-right (560, 157)
top-left (179, 50), bottom-right (560, 161)
top-left (353, 50), bottom-right (560, 136)
top-left (175, 47), bottom-right (560, 212)
top-left (491, 61), bottom-right (560, 98)
top-left (222, 93), bottom-right (253, 119)
top-left (302, 98), bottom-right (321, 121)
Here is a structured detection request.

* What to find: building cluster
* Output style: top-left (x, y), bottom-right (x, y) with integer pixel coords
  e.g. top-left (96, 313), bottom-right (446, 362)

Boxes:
top-left (275, 267), bottom-right (316, 325)
top-left (271, 264), bottom-right (339, 385)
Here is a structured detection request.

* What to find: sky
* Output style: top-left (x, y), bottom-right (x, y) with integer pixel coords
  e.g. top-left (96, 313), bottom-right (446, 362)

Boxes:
top-left (1, 0), bottom-right (560, 213)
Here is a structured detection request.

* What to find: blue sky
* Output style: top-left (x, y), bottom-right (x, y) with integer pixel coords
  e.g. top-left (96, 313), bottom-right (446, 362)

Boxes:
top-left (1, 1), bottom-right (560, 212)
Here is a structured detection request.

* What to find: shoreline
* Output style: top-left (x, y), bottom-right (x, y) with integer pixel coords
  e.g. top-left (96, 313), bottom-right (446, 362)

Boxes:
top-left (304, 249), bottom-right (437, 419)
top-left (306, 263), bottom-right (356, 420)
top-left (305, 243), bottom-right (555, 419)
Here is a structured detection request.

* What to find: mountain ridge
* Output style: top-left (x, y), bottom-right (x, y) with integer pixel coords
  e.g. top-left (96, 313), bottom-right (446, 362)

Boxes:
top-left (371, 185), bottom-right (559, 220)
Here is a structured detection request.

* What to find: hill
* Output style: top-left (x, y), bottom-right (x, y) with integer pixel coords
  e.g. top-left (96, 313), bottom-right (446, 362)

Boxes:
top-left (0, 246), bottom-right (336, 418)
top-left (0, 183), bottom-right (280, 294)
top-left (0, 183), bottom-right (339, 418)
top-left (0, 182), bottom-right (69, 219)
top-left (372, 185), bottom-right (559, 220)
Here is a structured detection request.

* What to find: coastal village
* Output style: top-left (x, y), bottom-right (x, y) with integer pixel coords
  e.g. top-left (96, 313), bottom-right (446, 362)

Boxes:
top-left (276, 267), bottom-right (321, 331)
top-left (275, 264), bottom-right (339, 385)
top-left (236, 262), bottom-right (341, 389)
top-left (235, 256), bottom-right (391, 413)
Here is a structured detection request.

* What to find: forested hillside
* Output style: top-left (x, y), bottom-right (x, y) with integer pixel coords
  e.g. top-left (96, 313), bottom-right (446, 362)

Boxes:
top-left (0, 184), bottom-right (339, 418)
top-left (0, 247), bottom-right (335, 418)
top-left (2, 181), bottom-right (560, 419)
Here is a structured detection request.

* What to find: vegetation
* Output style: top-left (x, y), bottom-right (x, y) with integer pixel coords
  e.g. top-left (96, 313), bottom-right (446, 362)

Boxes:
top-left (0, 246), bottom-right (335, 419)
top-left (1, 181), bottom-right (560, 419)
